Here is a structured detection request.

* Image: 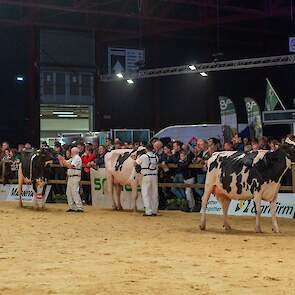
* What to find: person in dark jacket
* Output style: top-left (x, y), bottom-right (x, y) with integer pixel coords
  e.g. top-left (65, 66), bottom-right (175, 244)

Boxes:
top-left (95, 145), bottom-right (107, 168)
top-left (171, 150), bottom-right (195, 211)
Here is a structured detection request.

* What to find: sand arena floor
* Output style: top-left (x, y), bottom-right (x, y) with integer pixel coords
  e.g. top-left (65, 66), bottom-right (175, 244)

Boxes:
top-left (0, 202), bottom-right (295, 295)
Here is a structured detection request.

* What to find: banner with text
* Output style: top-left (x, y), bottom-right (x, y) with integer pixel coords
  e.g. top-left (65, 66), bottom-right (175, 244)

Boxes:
top-left (207, 194), bottom-right (295, 219)
top-left (0, 184), bottom-right (51, 203)
top-left (90, 168), bottom-right (144, 210)
top-left (219, 96), bottom-right (238, 142)
top-left (244, 97), bottom-right (263, 140)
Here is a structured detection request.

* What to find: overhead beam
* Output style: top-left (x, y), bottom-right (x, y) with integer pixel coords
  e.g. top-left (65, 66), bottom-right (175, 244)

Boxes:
top-left (101, 54), bottom-right (295, 81)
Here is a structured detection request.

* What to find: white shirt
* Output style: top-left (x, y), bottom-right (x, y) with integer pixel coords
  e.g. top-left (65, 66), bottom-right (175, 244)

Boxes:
top-left (67, 154), bottom-right (82, 176)
top-left (136, 152), bottom-right (158, 176)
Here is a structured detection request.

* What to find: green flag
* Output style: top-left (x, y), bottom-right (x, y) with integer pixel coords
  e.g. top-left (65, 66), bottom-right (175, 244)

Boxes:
top-left (265, 78), bottom-right (285, 111)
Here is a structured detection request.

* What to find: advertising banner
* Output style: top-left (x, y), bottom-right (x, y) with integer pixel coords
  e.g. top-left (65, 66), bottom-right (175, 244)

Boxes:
top-left (219, 96), bottom-right (238, 141)
top-left (90, 168), bottom-right (144, 210)
top-left (244, 97), bottom-right (263, 139)
top-left (0, 184), bottom-right (51, 203)
top-left (207, 194), bottom-right (295, 219)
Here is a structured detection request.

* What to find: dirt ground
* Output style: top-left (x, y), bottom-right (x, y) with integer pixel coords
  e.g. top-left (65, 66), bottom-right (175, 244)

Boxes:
top-left (0, 202), bottom-right (295, 295)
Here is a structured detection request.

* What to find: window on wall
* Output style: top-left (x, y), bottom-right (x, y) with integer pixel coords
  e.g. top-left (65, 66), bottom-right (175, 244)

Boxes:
top-left (70, 74), bottom-right (80, 96)
top-left (43, 72), bottom-right (54, 95)
top-left (81, 74), bottom-right (92, 96)
top-left (40, 70), bottom-right (94, 105)
top-left (55, 72), bottom-right (66, 95)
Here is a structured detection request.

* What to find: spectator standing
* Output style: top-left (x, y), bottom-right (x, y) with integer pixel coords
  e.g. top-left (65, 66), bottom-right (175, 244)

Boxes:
top-left (153, 140), bottom-right (164, 161)
top-left (194, 139), bottom-right (210, 199)
top-left (105, 138), bottom-right (114, 152)
top-left (171, 141), bottom-right (182, 163)
top-left (81, 145), bottom-right (95, 205)
top-left (52, 142), bottom-right (65, 196)
top-left (77, 142), bottom-right (85, 156)
top-left (251, 140), bottom-right (260, 151)
top-left (270, 140), bottom-right (280, 152)
top-left (232, 134), bottom-right (244, 151)
top-left (1, 142), bottom-right (10, 160)
top-left (95, 145), bottom-right (107, 168)
top-left (171, 150), bottom-right (195, 212)
top-left (182, 144), bottom-right (195, 162)
top-left (259, 136), bottom-right (270, 150)
top-left (223, 142), bottom-right (234, 151)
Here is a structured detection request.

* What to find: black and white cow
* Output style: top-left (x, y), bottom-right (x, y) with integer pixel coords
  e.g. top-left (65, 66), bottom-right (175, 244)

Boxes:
top-left (200, 137), bottom-right (295, 233)
top-left (104, 147), bottom-right (146, 211)
top-left (18, 148), bottom-right (53, 209)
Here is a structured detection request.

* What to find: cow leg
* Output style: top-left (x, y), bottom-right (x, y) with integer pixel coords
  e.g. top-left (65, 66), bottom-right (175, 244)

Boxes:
top-left (254, 196), bottom-right (262, 233)
top-left (114, 184), bottom-right (123, 211)
top-left (199, 185), bottom-right (214, 231)
top-left (219, 196), bottom-right (232, 230)
top-left (17, 164), bottom-right (23, 208)
top-left (131, 183), bottom-right (138, 212)
top-left (270, 199), bottom-right (280, 233)
top-left (107, 174), bottom-right (117, 210)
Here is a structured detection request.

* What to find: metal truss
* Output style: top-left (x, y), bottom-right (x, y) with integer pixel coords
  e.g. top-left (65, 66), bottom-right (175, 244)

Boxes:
top-left (100, 54), bottom-right (295, 82)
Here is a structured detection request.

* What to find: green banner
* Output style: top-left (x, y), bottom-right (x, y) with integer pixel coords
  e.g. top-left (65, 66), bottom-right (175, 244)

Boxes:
top-left (265, 79), bottom-right (279, 111)
top-left (244, 97), bottom-right (262, 140)
top-left (219, 96), bottom-right (238, 141)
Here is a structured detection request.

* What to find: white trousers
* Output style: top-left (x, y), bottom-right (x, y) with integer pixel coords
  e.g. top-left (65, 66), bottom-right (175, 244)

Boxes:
top-left (184, 177), bottom-right (195, 210)
top-left (66, 177), bottom-right (83, 210)
top-left (141, 175), bottom-right (158, 215)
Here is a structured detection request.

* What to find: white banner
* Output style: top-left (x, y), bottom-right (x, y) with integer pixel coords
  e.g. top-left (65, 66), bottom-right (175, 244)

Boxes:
top-left (0, 184), bottom-right (51, 203)
top-left (90, 168), bottom-right (144, 210)
top-left (207, 194), bottom-right (295, 219)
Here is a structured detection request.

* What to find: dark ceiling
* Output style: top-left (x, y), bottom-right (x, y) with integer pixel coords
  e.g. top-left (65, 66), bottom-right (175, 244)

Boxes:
top-left (0, 0), bottom-right (293, 46)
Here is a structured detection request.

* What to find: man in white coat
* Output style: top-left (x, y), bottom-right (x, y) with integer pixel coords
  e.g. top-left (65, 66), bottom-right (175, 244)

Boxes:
top-left (58, 147), bottom-right (84, 212)
top-left (136, 144), bottom-right (159, 216)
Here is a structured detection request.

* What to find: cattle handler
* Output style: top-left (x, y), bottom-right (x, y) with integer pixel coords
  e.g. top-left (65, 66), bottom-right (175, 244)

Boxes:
top-left (58, 147), bottom-right (84, 212)
top-left (135, 144), bottom-right (159, 216)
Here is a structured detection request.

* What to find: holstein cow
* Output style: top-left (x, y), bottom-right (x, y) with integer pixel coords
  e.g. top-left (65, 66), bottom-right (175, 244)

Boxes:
top-left (105, 147), bottom-right (146, 211)
top-left (200, 137), bottom-right (295, 233)
top-left (18, 148), bottom-right (53, 209)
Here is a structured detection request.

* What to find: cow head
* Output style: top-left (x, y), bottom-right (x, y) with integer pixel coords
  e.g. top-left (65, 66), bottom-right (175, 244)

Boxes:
top-left (280, 137), bottom-right (295, 162)
top-left (32, 177), bottom-right (47, 197)
top-left (130, 146), bottom-right (146, 160)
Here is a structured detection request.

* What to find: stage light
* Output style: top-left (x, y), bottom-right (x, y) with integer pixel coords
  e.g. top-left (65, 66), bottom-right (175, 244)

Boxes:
top-left (189, 65), bottom-right (196, 70)
top-left (127, 79), bottom-right (134, 84)
top-left (16, 75), bottom-right (24, 82)
top-left (200, 72), bottom-right (208, 77)
top-left (53, 111), bottom-right (74, 115)
top-left (116, 73), bottom-right (123, 78)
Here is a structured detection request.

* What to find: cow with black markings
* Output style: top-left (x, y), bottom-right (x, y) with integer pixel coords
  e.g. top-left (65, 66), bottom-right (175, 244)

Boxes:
top-left (199, 137), bottom-right (295, 233)
top-left (18, 148), bottom-right (53, 209)
top-left (104, 147), bottom-right (146, 211)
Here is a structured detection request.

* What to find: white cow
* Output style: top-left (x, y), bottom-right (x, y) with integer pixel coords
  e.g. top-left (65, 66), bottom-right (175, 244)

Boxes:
top-left (104, 147), bottom-right (146, 211)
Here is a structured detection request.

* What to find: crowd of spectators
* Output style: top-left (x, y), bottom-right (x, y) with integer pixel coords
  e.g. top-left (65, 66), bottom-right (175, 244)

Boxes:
top-left (0, 134), bottom-right (290, 210)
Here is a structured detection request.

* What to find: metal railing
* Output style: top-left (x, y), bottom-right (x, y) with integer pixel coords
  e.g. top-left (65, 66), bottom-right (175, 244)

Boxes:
top-left (0, 161), bottom-right (294, 192)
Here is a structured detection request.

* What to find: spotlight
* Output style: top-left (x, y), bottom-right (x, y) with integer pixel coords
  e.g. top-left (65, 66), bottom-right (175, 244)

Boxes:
top-left (116, 73), bottom-right (123, 79)
top-left (16, 75), bottom-right (24, 82)
top-left (127, 79), bottom-right (134, 84)
top-left (200, 72), bottom-right (208, 77)
top-left (189, 65), bottom-right (196, 71)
